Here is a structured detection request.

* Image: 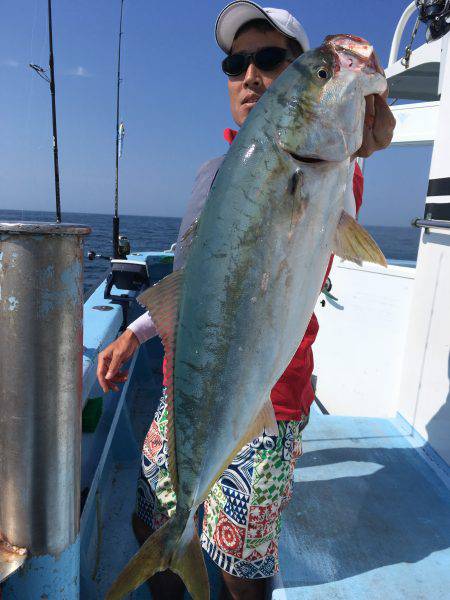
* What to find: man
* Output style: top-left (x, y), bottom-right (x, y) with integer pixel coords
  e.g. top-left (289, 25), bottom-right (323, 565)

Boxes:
top-left (97, 2), bottom-right (395, 598)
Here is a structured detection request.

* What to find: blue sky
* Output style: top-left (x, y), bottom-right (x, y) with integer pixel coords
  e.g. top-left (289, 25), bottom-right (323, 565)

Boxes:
top-left (0, 0), bottom-right (432, 225)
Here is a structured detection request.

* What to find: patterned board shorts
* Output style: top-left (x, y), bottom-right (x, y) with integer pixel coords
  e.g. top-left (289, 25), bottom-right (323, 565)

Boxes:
top-left (136, 392), bottom-right (306, 579)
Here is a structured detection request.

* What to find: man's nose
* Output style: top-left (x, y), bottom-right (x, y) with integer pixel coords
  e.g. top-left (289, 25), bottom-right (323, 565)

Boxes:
top-left (243, 62), bottom-right (262, 88)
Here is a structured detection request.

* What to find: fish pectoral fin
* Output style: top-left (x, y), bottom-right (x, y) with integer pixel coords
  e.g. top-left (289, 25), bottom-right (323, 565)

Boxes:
top-left (243, 398), bottom-right (278, 445)
top-left (259, 398), bottom-right (279, 437)
top-left (106, 514), bottom-right (209, 600)
top-left (137, 269), bottom-right (185, 491)
top-left (180, 216), bottom-right (200, 244)
top-left (333, 210), bottom-right (387, 267)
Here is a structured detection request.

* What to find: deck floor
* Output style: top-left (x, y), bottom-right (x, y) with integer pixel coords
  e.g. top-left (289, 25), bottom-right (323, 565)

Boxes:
top-left (273, 411), bottom-right (450, 599)
top-left (93, 345), bottom-right (450, 599)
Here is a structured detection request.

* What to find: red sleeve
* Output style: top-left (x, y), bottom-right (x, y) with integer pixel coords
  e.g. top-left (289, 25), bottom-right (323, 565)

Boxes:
top-left (353, 161), bottom-right (364, 215)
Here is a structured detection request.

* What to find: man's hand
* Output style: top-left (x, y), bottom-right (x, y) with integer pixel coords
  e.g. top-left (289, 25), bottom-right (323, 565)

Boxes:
top-left (356, 92), bottom-right (396, 158)
top-left (353, 44), bottom-right (396, 159)
top-left (97, 329), bottom-right (140, 393)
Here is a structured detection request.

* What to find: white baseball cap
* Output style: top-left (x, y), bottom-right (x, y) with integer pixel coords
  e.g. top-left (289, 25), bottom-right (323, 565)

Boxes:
top-left (215, 1), bottom-right (310, 54)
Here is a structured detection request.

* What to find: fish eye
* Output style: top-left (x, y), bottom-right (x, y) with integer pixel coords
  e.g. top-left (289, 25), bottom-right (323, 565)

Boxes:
top-left (317, 68), bottom-right (329, 79)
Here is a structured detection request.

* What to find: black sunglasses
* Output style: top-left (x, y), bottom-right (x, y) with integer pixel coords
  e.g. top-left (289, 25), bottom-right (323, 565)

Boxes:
top-left (221, 46), bottom-right (295, 77)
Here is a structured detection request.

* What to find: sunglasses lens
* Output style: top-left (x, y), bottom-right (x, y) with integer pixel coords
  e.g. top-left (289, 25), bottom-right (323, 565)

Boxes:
top-left (221, 47), bottom-right (289, 76)
top-left (255, 47), bottom-right (287, 71)
top-left (222, 54), bottom-right (247, 76)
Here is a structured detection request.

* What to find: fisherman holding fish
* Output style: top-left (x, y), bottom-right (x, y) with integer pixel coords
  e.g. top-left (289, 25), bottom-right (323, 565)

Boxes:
top-left (98, 2), bottom-right (395, 598)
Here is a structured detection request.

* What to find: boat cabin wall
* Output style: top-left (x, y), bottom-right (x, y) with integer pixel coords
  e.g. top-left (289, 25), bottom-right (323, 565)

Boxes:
top-left (397, 34), bottom-right (450, 465)
top-left (314, 30), bottom-right (450, 470)
top-left (313, 260), bottom-right (415, 419)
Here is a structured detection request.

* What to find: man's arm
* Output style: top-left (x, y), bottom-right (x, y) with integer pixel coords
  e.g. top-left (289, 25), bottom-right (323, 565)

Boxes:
top-left (355, 46), bottom-right (396, 158)
top-left (127, 312), bottom-right (158, 344)
top-left (96, 312), bottom-right (159, 393)
top-left (97, 329), bottom-right (140, 393)
top-left (97, 313), bottom-right (158, 393)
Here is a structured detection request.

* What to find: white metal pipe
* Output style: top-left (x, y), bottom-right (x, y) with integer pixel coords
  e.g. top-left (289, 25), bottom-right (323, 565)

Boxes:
top-left (388, 1), bottom-right (418, 66)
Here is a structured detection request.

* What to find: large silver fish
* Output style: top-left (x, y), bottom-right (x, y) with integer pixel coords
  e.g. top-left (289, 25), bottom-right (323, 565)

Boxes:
top-left (107, 35), bottom-right (387, 600)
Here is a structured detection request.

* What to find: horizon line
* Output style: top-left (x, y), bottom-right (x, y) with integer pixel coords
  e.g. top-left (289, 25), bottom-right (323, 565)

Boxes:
top-left (0, 207), bottom-right (415, 229)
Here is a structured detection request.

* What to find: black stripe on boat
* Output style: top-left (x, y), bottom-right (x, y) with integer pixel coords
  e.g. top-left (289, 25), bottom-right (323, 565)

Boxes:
top-left (427, 177), bottom-right (450, 197)
top-left (424, 202), bottom-right (450, 221)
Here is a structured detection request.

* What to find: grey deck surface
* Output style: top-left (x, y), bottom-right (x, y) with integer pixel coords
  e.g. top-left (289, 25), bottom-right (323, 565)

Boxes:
top-left (273, 411), bottom-right (450, 600)
top-left (93, 344), bottom-right (450, 599)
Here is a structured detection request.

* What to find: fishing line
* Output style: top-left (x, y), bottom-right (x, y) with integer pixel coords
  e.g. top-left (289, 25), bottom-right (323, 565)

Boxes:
top-left (29, 0), bottom-right (39, 60)
top-left (25, 2), bottom-right (48, 148)
top-left (24, 0), bottom-right (42, 204)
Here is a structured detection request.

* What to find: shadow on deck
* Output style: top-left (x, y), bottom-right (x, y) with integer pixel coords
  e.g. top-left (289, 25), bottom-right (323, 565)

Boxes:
top-left (273, 411), bottom-right (450, 599)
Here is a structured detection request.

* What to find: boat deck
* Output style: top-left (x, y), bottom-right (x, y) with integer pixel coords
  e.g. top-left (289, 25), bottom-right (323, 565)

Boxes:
top-left (87, 342), bottom-right (450, 599)
top-left (274, 410), bottom-right (450, 600)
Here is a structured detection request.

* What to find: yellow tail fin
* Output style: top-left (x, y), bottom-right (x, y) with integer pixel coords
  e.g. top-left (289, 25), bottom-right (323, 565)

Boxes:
top-left (106, 514), bottom-right (209, 600)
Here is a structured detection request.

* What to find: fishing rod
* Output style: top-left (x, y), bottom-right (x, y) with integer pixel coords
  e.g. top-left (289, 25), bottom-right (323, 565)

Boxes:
top-left (30, 0), bottom-right (62, 222)
top-left (113, 0), bottom-right (125, 259)
top-left (88, 0), bottom-right (129, 267)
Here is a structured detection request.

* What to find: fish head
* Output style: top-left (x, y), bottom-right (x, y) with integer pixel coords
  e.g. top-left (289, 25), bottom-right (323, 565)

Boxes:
top-left (275, 34), bottom-right (387, 163)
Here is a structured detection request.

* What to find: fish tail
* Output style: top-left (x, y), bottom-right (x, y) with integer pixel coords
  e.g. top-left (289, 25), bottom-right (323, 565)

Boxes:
top-left (106, 510), bottom-right (209, 600)
top-left (170, 516), bottom-right (210, 600)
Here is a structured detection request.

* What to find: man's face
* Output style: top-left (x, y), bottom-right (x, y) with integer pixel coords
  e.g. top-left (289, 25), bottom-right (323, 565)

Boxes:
top-left (227, 28), bottom-right (292, 127)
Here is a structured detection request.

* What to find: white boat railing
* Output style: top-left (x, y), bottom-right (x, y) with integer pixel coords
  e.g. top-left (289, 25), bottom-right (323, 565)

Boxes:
top-left (388, 1), bottom-right (418, 66)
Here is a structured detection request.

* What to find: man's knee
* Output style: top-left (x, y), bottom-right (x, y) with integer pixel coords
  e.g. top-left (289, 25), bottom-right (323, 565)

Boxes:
top-left (221, 569), bottom-right (267, 600)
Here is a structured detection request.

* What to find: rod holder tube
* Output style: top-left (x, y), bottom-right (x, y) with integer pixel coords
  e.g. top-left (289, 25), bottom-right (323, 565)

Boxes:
top-left (0, 222), bottom-right (90, 576)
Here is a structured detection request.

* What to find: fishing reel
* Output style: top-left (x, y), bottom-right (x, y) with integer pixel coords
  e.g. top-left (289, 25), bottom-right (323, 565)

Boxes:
top-left (117, 235), bottom-right (131, 258)
top-left (87, 236), bottom-right (131, 262)
top-left (416, 0), bottom-right (450, 41)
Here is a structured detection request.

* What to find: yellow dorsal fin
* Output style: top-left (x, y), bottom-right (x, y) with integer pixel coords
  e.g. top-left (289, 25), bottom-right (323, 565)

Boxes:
top-left (333, 210), bottom-right (387, 267)
top-left (137, 269), bottom-right (185, 492)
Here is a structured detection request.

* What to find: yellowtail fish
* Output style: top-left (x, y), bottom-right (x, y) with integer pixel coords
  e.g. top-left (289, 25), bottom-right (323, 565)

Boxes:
top-left (107, 34), bottom-right (387, 600)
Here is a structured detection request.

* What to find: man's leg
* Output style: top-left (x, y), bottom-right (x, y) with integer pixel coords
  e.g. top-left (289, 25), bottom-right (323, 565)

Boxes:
top-left (132, 391), bottom-right (185, 599)
top-left (131, 512), bottom-right (185, 600)
top-left (220, 569), bottom-right (267, 600)
top-left (201, 420), bottom-right (304, 600)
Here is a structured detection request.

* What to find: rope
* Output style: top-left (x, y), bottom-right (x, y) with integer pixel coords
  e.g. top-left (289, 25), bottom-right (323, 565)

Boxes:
top-left (401, 14), bottom-right (421, 69)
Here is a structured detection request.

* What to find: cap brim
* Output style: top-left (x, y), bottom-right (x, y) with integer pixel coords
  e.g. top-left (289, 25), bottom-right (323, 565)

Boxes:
top-left (215, 1), bottom-right (297, 53)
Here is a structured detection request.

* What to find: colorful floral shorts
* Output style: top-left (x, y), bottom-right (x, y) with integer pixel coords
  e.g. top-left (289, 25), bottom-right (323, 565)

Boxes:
top-left (136, 392), bottom-right (306, 579)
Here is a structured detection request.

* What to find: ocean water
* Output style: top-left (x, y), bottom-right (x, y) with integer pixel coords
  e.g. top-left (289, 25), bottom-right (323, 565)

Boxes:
top-left (0, 209), bottom-right (181, 294)
top-left (0, 209), bottom-right (419, 294)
